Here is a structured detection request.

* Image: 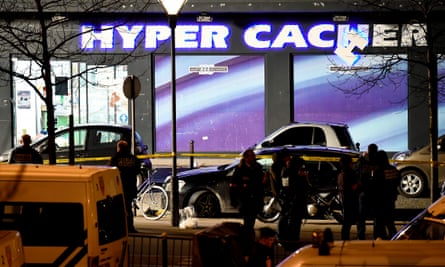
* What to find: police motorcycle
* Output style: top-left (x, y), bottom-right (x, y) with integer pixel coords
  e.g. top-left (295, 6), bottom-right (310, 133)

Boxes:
top-left (257, 186), bottom-right (344, 223)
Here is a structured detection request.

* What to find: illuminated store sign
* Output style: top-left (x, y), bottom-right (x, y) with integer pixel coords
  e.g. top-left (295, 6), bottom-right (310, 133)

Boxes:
top-left (81, 22), bottom-right (426, 65)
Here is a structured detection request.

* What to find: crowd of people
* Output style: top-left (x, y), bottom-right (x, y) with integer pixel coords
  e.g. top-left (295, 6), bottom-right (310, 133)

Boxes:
top-left (228, 143), bottom-right (401, 265)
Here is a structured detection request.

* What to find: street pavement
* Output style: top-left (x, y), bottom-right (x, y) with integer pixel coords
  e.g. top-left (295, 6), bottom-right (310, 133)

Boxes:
top-left (134, 213), bottom-right (410, 241)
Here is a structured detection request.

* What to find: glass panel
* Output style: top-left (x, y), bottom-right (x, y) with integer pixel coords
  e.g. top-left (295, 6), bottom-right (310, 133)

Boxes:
top-left (86, 66), bottom-right (128, 124)
top-left (294, 55), bottom-right (408, 152)
top-left (97, 195), bottom-right (127, 244)
top-left (0, 202), bottom-right (84, 246)
top-left (154, 55), bottom-right (265, 152)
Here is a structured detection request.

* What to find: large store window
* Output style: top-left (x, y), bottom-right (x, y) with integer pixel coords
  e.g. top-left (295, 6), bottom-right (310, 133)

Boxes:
top-left (293, 55), bottom-right (408, 152)
top-left (12, 59), bottom-right (128, 143)
top-left (154, 55), bottom-right (265, 152)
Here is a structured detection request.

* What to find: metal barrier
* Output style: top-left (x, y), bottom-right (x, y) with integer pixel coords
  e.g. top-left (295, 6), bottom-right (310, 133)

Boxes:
top-left (128, 232), bottom-right (194, 267)
top-left (128, 232), bottom-right (300, 267)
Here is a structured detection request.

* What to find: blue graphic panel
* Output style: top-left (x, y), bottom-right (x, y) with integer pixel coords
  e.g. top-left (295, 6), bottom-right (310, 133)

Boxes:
top-left (154, 55), bottom-right (265, 152)
top-left (294, 55), bottom-right (409, 151)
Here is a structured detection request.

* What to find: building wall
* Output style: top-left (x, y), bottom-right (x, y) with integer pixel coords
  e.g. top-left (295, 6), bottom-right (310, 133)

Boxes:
top-left (1, 11), bottom-right (443, 153)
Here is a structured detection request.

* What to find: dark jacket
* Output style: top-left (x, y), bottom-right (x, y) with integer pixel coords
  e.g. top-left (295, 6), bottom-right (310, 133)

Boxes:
top-left (109, 151), bottom-right (141, 199)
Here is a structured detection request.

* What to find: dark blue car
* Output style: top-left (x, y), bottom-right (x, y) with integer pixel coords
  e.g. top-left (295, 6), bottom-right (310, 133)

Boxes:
top-left (163, 146), bottom-right (360, 219)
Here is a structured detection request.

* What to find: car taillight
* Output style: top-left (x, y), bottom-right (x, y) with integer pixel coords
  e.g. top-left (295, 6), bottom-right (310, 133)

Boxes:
top-left (89, 256), bottom-right (99, 267)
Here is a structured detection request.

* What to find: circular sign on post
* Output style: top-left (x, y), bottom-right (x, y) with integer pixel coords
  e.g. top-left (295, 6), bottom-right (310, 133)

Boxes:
top-left (123, 75), bottom-right (141, 99)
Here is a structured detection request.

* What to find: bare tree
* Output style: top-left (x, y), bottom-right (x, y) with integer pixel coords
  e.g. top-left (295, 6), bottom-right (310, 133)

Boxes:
top-left (336, 0), bottom-right (445, 201)
top-left (0, 0), bottom-right (154, 164)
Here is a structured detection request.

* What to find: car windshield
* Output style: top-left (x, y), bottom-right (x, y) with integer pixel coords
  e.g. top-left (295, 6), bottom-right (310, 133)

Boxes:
top-left (393, 215), bottom-right (445, 240)
top-left (222, 159), bottom-right (240, 170)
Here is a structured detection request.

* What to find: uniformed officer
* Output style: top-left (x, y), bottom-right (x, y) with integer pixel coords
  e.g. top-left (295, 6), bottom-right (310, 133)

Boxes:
top-left (9, 134), bottom-right (43, 164)
top-left (109, 140), bottom-right (141, 233)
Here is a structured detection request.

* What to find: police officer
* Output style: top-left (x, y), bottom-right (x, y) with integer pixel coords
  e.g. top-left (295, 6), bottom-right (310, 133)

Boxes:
top-left (109, 140), bottom-right (141, 233)
top-left (9, 134), bottom-right (43, 164)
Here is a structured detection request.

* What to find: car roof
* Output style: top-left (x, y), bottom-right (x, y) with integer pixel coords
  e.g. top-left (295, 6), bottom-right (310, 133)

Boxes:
top-left (254, 145), bottom-right (360, 156)
top-left (54, 123), bottom-right (132, 132)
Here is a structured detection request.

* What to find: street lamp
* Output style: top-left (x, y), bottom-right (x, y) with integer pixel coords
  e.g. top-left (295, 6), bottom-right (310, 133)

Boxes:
top-left (158, 0), bottom-right (187, 227)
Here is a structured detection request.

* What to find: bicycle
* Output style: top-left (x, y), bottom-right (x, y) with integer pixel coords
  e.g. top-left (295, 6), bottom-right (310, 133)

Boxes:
top-left (133, 169), bottom-right (169, 220)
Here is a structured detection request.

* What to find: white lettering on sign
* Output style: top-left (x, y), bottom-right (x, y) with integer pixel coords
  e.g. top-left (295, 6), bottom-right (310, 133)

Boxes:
top-left (335, 28), bottom-right (369, 65)
top-left (116, 25), bottom-right (144, 49)
top-left (82, 24), bottom-right (230, 50)
top-left (401, 23), bottom-right (427, 47)
top-left (81, 25), bottom-right (114, 49)
top-left (81, 22), bottom-right (427, 66)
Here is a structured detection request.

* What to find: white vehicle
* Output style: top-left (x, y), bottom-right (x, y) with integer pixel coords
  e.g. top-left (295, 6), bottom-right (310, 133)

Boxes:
top-left (252, 122), bottom-right (359, 152)
top-left (0, 231), bottom-right (25, 267)
top-left (277, 195), bottom-right (445, 267)
top-left (392, 194), bottom-right (445, 240)
top-left (0, 164), bottom-right (129, 266)
top-left (277, 239), bottom-right (445, 267)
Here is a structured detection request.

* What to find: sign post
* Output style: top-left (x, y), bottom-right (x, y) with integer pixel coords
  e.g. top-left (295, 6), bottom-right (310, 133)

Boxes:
top-left (123, 75), bottom-right (141, 154)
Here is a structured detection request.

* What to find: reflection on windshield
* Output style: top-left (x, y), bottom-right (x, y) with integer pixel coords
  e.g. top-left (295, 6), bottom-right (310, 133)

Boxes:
top-left (393, 210), bottom-right (445, 240)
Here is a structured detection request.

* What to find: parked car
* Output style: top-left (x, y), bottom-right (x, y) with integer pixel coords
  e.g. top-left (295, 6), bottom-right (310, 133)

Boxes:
top-left (251, 121), bottom-right (359, 152)
top-left (392, 135), bottom-right (445, 198)
top-left (163, 145), bottom-right (361, 219)
top-left (277, 195), bottom-right (445, 267)
top-left (0, 124), bottom-right (152, 181)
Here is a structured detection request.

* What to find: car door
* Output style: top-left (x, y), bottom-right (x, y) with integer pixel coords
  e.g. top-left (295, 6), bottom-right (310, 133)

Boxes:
top-left (85, 127), bottom-right (126, 165)
top-left (34, 128), bottom-right (87, 164)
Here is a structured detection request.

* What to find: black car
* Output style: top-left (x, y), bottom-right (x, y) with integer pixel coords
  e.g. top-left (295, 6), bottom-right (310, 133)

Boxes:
top-left (163, 146), bottom-right (361, 219)
top-left (0, 124), bottom-right (152, 176)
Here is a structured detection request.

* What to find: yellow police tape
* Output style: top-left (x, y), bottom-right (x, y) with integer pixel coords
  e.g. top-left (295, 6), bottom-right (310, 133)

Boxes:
top-left (2, 152), bottom-right (444, 167)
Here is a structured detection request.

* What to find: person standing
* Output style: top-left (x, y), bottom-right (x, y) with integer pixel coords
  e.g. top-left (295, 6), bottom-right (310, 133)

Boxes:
top-left (337, 155), bottom-right (360, 240)
top-left (8, 134), bottom-right (43, 164)
top-left (376, 150), bottom-right (401, 239)
top-left (230, 148), bottom-right (266, 256)
top-left (277, 155), bottom-right (310, 242)
top-left (109, 140), bottom-right (141, 233)
top-left (268, 148), bottom-right (291, 198)
top-left (357, 143), bottom-right (385, 240)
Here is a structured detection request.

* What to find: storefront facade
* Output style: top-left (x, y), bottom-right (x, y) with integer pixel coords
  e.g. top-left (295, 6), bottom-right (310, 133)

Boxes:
top-left (0, 3), bottom-right (444, 154)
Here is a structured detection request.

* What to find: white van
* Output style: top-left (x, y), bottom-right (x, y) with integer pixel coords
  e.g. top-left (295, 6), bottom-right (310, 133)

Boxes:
top-left (277, 196), bottom-right (445, 267)
top-left (0, 230), bottom-right (25, 267)
top-left (276, 239), bottom-right (445, 267)
top-left (0, 164), bottom-right (128, 266)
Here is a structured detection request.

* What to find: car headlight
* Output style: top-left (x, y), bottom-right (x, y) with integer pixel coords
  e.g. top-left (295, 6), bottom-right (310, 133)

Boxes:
top-left (163, 178), bottom-right (185, 192)
top-left (392, 151), bottom-right (411, 162)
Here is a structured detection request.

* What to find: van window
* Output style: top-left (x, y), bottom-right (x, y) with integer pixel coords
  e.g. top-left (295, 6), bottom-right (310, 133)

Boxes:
top-left (97, 194), bottom-right (127, 245)
top-left (0, 202), bottom-right (85, 246)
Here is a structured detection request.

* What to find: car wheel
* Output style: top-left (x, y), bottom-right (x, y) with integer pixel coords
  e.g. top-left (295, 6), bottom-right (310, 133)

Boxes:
top-left (257, 192), bottom-right (280, 223)
top-left (399, 169), bottom-right (426, 198)
top-left (191, 192), bottom-right (220, 218)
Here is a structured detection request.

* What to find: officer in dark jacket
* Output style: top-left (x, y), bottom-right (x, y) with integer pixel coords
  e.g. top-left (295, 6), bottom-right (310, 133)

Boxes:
top-left (109, 140), bottom-right (141, 233)
top-left (230, 148), bottom-right (266, 257)
top-left (278, 155), bottom-right (310, 242)
top-left (9, 134), bottom-right (43, 164)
